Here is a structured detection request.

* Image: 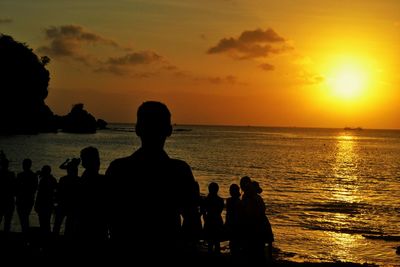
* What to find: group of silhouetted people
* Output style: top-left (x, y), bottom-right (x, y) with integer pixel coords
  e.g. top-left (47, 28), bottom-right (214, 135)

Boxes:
top-left (0, 101), bottom-right (274, 265)
top-left (200, 178), bottom-right (274, 265)
top-left (0, 148), bottom-right (106, 241)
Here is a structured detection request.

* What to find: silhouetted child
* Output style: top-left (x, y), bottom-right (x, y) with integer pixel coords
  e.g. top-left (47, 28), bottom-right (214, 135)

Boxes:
top-left (0, 155), bottom-right (16, 232)
top-left (53, 158), bottom-right (80, 237)
top-left (35, 165), bottom-right (57, 235)
top-left (202, 182), bottom-right (224, 254)
top-left (225, 183), bottom-right (241, 258)
top-left (16, 158), bottom-right (38, 235)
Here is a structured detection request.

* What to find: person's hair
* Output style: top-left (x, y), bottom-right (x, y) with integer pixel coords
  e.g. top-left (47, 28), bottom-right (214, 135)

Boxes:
top-left (40, 165), bottom-right (51, 176)
top-left (252, 181), bottom-right (263, 194)
top-left (208, 182), bottom-right (219, 194)
top-left (80, 146), bottom-right (100, 170)
top-left (229, 183), bottom-right (240, 198)
top-left (240, 176), bottom-right (252, 191)
top-left (135, 101), bottom-right (172, 137)
top-left (22, 158), bottom-right (32, 170)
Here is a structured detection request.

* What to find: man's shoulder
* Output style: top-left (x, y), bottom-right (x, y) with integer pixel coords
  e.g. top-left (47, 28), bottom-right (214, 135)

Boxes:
top-left (109, 156), bottom-right (133, 166)
top-left (168, 158), bottom-right (192, 172)
top-left (106, 154), bottom-right (137, 174)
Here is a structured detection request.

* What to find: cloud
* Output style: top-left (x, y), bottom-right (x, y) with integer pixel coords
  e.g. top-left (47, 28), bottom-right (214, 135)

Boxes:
top-left (259, 63), bottom-right (275, 71)
top-left (0, 18), bottom-right (12, 24)
top-left (298, 71), bottom-right (324, 85)
top-left (207, 28), bottom-right (291, 60)
top-left (38, 24), bottom-right (173, 76)
top-left (95, 51), bottom-right (168, 75)
top-left (106, 51), bottom-right (164, 66)
top-left (208, 75), bottom-right (237, 85)
top-left (37, 25), bottom-right (120, 63)
top-left (194, 75), bottom-right (243, 85)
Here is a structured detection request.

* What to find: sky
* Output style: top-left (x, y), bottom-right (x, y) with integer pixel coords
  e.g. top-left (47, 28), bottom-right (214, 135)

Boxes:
top-left (1, 0), bottom-right (399, 129)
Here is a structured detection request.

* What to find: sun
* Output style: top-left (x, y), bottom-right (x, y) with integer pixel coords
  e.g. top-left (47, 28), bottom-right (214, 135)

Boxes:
top-left (327, 64), bottom-right (367, 100)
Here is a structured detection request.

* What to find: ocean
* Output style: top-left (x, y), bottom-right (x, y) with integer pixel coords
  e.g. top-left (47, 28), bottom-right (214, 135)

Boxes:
top-left (1, 125), bottom-right (399, 266)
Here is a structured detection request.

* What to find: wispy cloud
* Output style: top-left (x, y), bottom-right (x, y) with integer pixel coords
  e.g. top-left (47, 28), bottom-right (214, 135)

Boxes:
top-left (38, 24), bottom-right (174, 77)
top-left (207, 28), bottom-right (291, 60)
top-left (259, 63), bottom-right (275, 71)
top-left (298, 71), bottom-right (324, 85)
top-left (95, 51), bottom-right (166, 76)
top-left (106, 51), bottom-right (164, 66)
top-left (0, 18), bottom-right (12, 24)
top-left (194, 74), bottom-right (244, 86)
top-left (37, 25), bottom-right (120, 64)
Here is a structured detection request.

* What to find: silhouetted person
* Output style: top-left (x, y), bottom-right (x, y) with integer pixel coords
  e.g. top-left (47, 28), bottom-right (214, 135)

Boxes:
top-left (0, 156), bottom-right (16, 232)
top-left (239, 176), bottom-right (272, 265)
top-left (225, 183), bottom-right (241, 258)
top-left (252, 180), bottom-right (274, 260)
top-left (182, 181), bottom-right (203, 251)
top-left (34, 165), bottom-right (57, 235)
top-left (106, 101), bottom-right (199, 264)
top-left (53, 158), bottom-right (80, 237)
top-left (77, 147), bottom-right (108, 245)
top-left (202, 182), bottom-right (224, 254)
top-left (16, 158), bottom-right (38, 235)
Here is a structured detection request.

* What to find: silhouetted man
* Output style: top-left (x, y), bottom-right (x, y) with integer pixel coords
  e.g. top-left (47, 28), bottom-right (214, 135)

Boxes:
top-left (16, 158), bottom-right (38, 235)
top-left (53, 158), bottom-right (80, 236)
top-left (106, 101), bottom-right (199, 264)
top-left (34, 165), bottom-right (57, 235)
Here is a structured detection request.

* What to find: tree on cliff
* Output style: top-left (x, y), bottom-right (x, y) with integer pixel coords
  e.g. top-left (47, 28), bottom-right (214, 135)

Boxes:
top-left (0, 34), bottom-right (56, 134)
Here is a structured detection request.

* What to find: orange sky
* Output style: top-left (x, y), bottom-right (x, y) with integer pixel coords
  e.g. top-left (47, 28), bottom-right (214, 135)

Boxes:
top-left (1, 0), bottom-right (399, 128)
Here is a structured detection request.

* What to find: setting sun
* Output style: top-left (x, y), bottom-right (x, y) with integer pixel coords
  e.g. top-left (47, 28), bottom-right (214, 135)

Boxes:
top-left (327, 63), bottom-right (368, 100)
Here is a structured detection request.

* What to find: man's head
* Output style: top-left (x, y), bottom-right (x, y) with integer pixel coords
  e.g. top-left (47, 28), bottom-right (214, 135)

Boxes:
top-left (135, 101), bottom-right (172, 150)
top-left (22, 158), bottom-right (32, 171)
top-left (80, 146), bottom-right (100, 172)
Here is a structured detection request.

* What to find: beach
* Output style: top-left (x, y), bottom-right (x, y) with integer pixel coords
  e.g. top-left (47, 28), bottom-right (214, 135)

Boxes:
top-left (0, 231), bottom-right (379, 266)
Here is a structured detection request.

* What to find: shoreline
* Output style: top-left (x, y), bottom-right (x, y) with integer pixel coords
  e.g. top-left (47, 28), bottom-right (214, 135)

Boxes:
top-left (0, 231), bottom-right (379, 266)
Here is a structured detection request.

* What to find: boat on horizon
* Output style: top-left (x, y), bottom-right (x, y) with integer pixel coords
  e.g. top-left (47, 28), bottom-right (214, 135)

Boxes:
top-left (344, 127), bottom-right (363, 131)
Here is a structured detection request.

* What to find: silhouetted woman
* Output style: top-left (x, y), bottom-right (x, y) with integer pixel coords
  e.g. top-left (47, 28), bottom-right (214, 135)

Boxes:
top-left (202, 182), bottom-right (224, 254)
top-left (34, 165), bottom-right (57, 235)
top-left (239, 176), bottom-right (273, 265)
top-left (253, 180), bottom-right (274, 260)
top-left (16, 158), bottom-right (38, 235)
top-left (0, 155), bottom-right (16, 232)
top-left (77, 147), bottom-right (108, 246)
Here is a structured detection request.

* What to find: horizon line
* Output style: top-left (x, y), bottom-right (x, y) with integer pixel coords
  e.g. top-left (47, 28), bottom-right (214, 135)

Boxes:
top-left (107, 122), bottom-right (400, 131)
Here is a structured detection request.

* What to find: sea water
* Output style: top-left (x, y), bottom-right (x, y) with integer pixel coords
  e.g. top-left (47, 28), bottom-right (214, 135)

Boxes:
top-left (1, 125), bottom-right (399, 266)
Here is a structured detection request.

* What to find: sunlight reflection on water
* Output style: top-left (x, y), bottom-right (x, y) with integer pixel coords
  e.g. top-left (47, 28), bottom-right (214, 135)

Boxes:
top-left (0, 126), bottom-right (399, 265)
